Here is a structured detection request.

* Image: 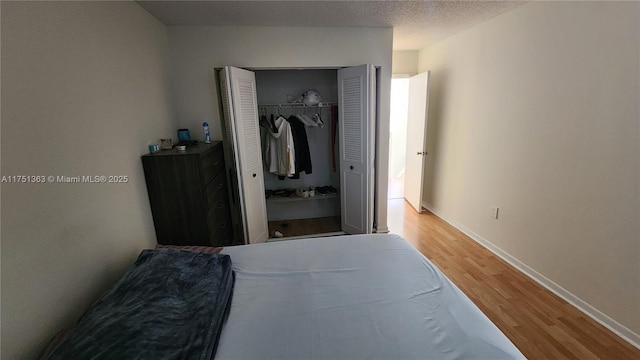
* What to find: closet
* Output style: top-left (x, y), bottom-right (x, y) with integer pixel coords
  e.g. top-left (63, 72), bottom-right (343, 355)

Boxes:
top-left (217, 65), bottom-right (377, 244)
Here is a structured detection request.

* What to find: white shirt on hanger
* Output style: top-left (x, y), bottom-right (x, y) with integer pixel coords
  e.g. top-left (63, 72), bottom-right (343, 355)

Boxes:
top-left (264, 115), bottom-right (295, 177)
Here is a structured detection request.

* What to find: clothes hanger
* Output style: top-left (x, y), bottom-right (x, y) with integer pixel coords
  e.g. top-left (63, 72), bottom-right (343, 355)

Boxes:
top-left (313, 113), bottom-right (325, 128)
top-left (298, 105), bottom-right (318, 127)
top-left (269, 113), bottom-right (278, 132)
top-left (277, 105), bottom-right (291, 123)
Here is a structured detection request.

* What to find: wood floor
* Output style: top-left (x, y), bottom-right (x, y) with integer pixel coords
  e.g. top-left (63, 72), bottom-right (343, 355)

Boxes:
top-left (387, 198), bottom-right (639, 360)
top-left (388, 175), bottom-right (405, 199)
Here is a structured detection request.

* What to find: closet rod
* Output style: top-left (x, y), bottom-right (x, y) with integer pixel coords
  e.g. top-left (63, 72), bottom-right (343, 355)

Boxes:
top-left (258, 102), bottom-right (337, 108)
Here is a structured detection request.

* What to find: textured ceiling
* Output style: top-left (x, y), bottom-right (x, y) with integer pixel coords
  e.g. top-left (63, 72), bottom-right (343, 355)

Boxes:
top-left (137, 1), bottom-right (526, 50)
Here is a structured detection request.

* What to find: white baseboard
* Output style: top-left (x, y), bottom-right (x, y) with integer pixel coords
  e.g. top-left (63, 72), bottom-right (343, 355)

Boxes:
top-left (421, 201), bottom-right (640, 350)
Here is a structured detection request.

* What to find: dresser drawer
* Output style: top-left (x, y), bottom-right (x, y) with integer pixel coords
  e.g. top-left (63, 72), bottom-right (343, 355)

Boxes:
top-left (200, 145), bottom-right (224, 186)
top-left (206, 201), bottom-right (231, 246)
top-left (208, 216), bottom-right (232, 246)
top-left (205, 171), bottom-right (227, 210)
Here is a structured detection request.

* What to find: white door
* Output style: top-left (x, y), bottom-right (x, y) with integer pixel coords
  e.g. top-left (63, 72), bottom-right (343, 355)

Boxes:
top-left (219, 66), bottom-right (269, 243)
top-left (404, 71), bottom-right (430, 213)
top-left (338, 64), bottom-right (376, 234)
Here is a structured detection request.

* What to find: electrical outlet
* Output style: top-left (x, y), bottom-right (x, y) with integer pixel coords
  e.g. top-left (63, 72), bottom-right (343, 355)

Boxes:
top-left (491, 206), bottom-right (499, 219)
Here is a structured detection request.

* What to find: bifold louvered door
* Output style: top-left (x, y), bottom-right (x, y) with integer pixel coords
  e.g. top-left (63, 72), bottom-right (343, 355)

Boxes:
top-left (338, 64), bottom-right (376, 234)
top-left (219, 66), bottom-right (268, 244)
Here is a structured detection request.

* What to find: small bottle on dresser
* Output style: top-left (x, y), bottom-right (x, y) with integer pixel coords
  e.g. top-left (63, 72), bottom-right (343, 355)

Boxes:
top-left (203, 122), bottom-right (211, 144)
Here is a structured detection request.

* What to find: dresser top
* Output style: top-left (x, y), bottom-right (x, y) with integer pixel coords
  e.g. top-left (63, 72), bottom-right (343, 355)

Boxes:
top-left (142, 141), bottom-right (221, 158)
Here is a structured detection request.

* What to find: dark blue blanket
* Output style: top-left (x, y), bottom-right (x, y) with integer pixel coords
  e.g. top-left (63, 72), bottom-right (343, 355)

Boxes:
top-left (47, 249), bottom-right (234, 360)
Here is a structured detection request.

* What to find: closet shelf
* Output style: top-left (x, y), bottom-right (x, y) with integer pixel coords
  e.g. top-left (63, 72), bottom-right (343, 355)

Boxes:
top-left (267, 193), bottom-right (338, 203)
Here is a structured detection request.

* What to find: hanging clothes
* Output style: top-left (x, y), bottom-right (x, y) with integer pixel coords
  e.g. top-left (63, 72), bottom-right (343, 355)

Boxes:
top-left (331, 105), bottom-right (338, 172)
top-left (264, 115), bottom-right (295, 177)
top-left (287, 115), bottom-right (312, 178)
top-left (260, 114), bottom-right (278, 133)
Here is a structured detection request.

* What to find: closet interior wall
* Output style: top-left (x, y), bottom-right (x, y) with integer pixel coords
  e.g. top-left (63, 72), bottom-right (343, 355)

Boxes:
top-left (254, 69), bottom-right (340, 225)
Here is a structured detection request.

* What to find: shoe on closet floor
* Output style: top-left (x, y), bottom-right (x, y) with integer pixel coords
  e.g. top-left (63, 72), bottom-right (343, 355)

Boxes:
top-left (316, 186), bottom-right (337, 195)
top-left (296, 188), bottom-right (309, 198)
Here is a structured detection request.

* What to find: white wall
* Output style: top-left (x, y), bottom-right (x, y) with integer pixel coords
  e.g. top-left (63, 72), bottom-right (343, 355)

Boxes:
top-left (419, 1), bottom-right (640, 342)
top-left (0, 2), bottom-right (174, 358)
top-left (392, 50), bottom-right (419, 76)
top-left (167, 26), bottom-right (393, 232)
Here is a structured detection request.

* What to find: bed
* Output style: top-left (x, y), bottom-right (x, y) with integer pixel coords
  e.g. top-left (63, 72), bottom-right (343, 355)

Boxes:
top-left (45, 234), bottom-right (525, 359)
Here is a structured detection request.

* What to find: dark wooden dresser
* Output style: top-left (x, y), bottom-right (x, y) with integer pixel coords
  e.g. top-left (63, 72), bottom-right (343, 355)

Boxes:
top-left (141, 142), bottom-right (233, 246)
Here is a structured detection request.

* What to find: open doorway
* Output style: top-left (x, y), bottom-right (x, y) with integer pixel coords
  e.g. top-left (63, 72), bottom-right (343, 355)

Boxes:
top-left (388, 77), bottom-right (410, 199)
top-left (388, 72), bottom-right (430, 212)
